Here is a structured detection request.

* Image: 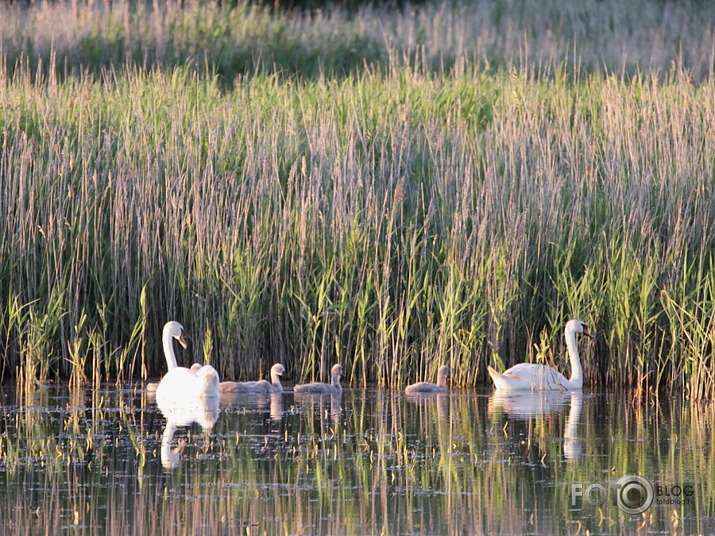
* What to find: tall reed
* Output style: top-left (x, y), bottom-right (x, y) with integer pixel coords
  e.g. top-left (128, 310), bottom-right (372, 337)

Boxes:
top-left (1, 0), bottom-right (714, 393)
top-left (1, 0), bottom-right (714, 82)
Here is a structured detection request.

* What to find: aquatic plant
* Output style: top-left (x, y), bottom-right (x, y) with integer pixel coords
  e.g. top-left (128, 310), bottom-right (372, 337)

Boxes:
top-left (1, 0), bottom-right (713, 82)
top-left (0, 0), bottom-right (714, 394)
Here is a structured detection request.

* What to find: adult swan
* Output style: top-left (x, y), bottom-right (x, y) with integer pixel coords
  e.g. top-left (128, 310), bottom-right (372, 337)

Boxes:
top-left (155, 321), bottom-right (220, 400)
top-left (487, 319), bottom-right (593, 391)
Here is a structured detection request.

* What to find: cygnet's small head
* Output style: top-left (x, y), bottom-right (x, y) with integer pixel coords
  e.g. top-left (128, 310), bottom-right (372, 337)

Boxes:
top-left (164, 321), bottom-right (188, 349)
top-left (272, 363), bottom-right (287, 377)
top-left (567, 319), bottom-right (594, 339)
top-left (331, 364), bottom-right (343, 377)
top-left (438, 365), bottom-right (451, 378)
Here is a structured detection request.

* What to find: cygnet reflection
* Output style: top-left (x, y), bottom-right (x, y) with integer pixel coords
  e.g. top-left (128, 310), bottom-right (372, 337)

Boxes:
top-left (405, 392), bottom-right (450, 420)
top-left (220, 391), bottom-right (285, 422)
top-left (294, 391), bottom-right (343, 422)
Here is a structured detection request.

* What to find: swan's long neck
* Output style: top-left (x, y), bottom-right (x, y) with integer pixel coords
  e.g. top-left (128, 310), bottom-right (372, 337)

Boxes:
top-left (565, 326), bottom-right (583, 387)
top-left (437, 370), bottom-right (447, 387)
top-left (331, 371), bottom-right (342, 389)
top-left (271, 370), bottom-right (283, 392)
top-left (163, 331), bottom-right (179, 371)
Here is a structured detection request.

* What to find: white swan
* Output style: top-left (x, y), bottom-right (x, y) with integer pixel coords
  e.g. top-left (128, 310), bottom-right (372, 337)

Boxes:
top-left (147, 364), bottom-right (201, 392)
top-left (487, 319), bottom-right (593, 391)
top-left (154, 321), bottom-right (220, 400)
top-left (294, 364), bottom-right (343, 395)
top-left (405, 365), bottom-right (451, 395)
top-left (146, 321), bottom-right (190, 392)
top-left (219, 363), bottom-right (287, 395)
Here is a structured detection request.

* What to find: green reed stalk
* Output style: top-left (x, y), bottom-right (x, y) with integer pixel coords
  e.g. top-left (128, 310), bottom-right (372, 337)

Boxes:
top-left (1, 0), bottom-right (714, 393)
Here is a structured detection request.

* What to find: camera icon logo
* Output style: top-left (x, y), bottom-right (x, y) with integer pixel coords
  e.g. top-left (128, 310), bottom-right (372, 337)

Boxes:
top-left (613, 475), bottom-right (654, 514)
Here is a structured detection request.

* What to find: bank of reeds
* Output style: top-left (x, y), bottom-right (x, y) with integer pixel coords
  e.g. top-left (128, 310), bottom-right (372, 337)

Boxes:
top-left (0, 0), bottom-right (714, 394)
top-left (1, 0), bottom-right (714, 83)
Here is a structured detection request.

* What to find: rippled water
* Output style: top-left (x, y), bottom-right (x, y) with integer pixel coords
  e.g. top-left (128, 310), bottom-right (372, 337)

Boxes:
top-left (0, 383), bottom-right (712, 535)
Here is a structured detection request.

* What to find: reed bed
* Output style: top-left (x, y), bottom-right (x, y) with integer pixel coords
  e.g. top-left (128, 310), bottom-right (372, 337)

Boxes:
top-left (1, 0), bottom-right (714, 82)
top-left (0, 0), bottom-right (714, 393)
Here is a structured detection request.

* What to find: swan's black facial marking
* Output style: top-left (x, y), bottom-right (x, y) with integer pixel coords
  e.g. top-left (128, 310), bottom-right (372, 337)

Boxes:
top-left (177, 328), bottom-right (189, 349)
top-left (580, 323), bottom-right (594, 339)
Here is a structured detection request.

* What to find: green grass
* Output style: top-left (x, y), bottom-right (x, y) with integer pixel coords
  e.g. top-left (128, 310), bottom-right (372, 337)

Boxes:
top-left (1, 0), bottom-right (714, 394)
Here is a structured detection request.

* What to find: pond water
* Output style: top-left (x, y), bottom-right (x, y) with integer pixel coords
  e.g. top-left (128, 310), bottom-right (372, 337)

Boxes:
top-left (0, 383), bottom-right (712, 535)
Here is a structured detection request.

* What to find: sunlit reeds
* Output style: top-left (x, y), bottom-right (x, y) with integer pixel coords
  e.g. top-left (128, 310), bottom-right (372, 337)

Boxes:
top-left (1, 0), bottom-right (714, 82)
top-left (1, 0), bottom-right (714, 393)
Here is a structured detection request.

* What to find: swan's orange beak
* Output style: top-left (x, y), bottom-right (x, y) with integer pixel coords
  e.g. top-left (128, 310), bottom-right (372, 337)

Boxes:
top-left (583, 327), bottom-right (594, 339)
top-left (178, 333), bottom-right (189, 348)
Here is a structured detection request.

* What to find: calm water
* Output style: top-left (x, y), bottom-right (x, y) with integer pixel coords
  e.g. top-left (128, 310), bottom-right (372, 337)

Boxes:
top-left (0, 383), bottom-right (712, 535)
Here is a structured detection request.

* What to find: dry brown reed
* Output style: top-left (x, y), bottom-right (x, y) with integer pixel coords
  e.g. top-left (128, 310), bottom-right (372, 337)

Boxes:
top-left (0, 0), bottom-right (714, 394)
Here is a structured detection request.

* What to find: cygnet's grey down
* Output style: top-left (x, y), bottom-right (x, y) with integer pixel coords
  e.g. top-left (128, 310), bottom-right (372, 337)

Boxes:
top-left (219, 363), bottom-right (287, 395)
top-left (405, 365), bottom-right (450, 394)
top-left (294, 364), bottom-right (343, 395)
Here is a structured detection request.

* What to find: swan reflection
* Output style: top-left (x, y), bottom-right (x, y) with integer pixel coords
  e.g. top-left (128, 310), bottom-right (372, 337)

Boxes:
top-left (489, 390), bottom-right (583, 460)
top-left (563, 392), bottom-right (583, 460)
top-left (157, 396), bottom-right (220, 469)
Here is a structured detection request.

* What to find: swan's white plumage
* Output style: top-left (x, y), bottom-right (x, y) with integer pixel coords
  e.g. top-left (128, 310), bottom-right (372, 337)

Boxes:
top-left (294, 364), bottom-right (343, 395)
top-left (487, 319), bottom-right (592, 391)
top-left (154, 321), bottom-right (220, 400)
top-left (405, 365), bottom-right (451, 394)
top-left (219, 363), bottom-right (287, 395)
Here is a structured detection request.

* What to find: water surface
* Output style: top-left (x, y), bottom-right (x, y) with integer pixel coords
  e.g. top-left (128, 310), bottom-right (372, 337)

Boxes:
top-left (0, 384), bottom-right (712, 535)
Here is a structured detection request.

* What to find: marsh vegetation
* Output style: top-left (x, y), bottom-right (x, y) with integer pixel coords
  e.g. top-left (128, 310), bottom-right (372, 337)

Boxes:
top-left (0, 0), bottom-right (714, 395)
